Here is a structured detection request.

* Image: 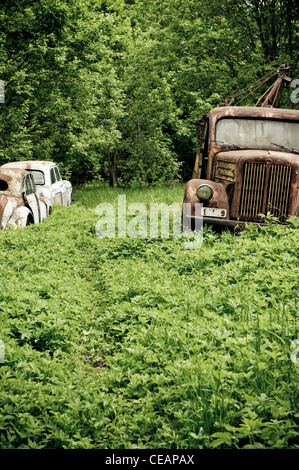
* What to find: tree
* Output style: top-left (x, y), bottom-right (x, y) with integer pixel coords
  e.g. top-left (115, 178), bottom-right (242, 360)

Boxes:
top-left (1, 0), bottom-right (298, 185)
top-left (0, 0), bottom-right (125, 183)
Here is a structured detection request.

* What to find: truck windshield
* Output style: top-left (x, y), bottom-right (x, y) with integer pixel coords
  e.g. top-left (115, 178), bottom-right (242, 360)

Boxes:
top-left (216, 118), bottom-right (299, 153)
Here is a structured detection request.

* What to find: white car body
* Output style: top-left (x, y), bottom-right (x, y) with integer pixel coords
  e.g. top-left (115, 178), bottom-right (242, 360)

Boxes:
top-left (1, 161), bottom-right (72, 206)
top-left (0, 168), bottom-right (50, 229)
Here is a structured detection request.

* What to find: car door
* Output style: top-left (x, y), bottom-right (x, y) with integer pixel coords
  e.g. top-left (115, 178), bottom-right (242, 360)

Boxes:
top-left (54, 166), bottom-right (67, 205)
top-left (50, 166), bottom-right (62, 204)
top-left (23, 174), bottom-right (41, 223)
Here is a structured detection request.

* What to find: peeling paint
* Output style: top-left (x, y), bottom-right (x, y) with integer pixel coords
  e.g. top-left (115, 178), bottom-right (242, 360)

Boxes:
top-left (0, 168), bottom-right (51, 229)
top-left (184, 106), bottom-right (299, 228)
top-left (1, 161), bottom-right (72, 206)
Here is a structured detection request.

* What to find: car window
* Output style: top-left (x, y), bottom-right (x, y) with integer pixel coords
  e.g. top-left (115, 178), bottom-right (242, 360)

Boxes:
top-left (0, 180), bottom-right (8, 191)
top-left (25, 176), bottom-right (33, 195)
top-left (29, 170), bottom-right (45, 185)
top-left (54, 166), bottom-right (62, 181)
top-left (29, 175), bottom-right (36, 193)
top-left (50, 167), bottom-right (56, 185)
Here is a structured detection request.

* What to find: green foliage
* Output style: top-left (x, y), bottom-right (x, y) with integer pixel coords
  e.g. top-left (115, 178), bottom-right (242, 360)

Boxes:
top-left (1, 0), bottom-right (299, 185)
top-left (0, 185), bottom-right (298, 449)
top-left (0, 0), bottom-right (125, 183)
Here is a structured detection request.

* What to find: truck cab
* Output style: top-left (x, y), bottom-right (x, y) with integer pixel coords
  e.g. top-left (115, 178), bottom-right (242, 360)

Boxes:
top-left (183, 105), bottom-right (299, 229)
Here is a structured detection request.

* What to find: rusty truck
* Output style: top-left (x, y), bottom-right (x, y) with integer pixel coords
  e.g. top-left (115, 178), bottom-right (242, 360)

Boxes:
top-left (183, 63), bottom-right (299, 229)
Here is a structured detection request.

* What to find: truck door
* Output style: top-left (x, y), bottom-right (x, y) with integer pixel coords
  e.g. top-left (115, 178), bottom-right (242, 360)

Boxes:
top-left (193, 116), bottom-right (209, 179)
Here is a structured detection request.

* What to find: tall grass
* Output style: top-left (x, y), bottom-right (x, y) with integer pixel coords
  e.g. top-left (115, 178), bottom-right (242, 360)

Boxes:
top-left (0, 184), bottom-right (298, 449)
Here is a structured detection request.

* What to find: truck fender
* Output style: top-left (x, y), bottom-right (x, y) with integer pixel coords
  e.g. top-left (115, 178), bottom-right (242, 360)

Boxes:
top-left (183, 179), bottom-right (229, 216)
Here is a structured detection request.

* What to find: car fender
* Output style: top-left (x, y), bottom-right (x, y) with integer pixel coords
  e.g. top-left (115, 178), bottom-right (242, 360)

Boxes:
top-left (183, 179), bottom-right (229, 217)
top-left (36, 186), bottom-right (53, 204)
top-left (0, 195), bottom-right (15, 229)
top-left (7, 206), bottom-right (32, 228)
top-left (40, 196), bottom-right (52, 218)
top-left (63, 180), bottom-right (72, 205)
top-left (63, 180), bottom-right (72, 191)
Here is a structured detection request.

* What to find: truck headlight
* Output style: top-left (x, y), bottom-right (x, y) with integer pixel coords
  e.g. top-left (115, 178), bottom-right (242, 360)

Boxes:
top-left (196, 184), bottom-right (213, 201)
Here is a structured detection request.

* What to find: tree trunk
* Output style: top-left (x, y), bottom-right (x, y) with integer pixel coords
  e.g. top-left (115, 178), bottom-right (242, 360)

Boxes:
top-left (108, 151), bottom-right (119, 187)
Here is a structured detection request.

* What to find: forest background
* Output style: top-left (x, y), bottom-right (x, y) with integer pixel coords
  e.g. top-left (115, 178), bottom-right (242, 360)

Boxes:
top-left (1, 0), bottom-right (299, 186)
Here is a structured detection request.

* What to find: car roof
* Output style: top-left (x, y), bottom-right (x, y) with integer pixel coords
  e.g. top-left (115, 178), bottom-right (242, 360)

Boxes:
top-left (1, 161), bottom-right (56, 171)
top-left (0, 167), bottom-right (29, 180)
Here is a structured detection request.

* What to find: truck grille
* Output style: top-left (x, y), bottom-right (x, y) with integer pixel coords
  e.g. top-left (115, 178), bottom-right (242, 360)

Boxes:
top-left (239, 163), bottom-right (292, 222)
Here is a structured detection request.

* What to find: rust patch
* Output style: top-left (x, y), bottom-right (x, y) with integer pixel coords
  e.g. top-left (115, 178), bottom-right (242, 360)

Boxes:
top-left (0, 168), bottom-right (27, 198)
top-left (184, 104), bottom-right (299, 228)
top-left (0, 195), bottom-right (7, 226)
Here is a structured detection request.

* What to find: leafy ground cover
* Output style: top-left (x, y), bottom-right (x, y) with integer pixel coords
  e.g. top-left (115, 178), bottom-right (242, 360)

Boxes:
top-left (0, 184), bottom-right (298, 449)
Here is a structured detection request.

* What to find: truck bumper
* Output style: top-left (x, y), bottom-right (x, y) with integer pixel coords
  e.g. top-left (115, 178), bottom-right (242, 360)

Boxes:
top-left (183, 215), bottom-right (289, 230)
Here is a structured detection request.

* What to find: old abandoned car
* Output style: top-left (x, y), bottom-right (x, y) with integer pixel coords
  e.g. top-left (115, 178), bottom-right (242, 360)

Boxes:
top-left (183, 64), bottom-right (299, 229)
top-left (0, 168), bottom-right (51, 229)
top-left (1, 161), bottom-right (72, 206)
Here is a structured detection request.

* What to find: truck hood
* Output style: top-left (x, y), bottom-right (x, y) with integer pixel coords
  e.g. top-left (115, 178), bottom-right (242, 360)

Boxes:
top-left (215, 149), bottom-right (299, 166)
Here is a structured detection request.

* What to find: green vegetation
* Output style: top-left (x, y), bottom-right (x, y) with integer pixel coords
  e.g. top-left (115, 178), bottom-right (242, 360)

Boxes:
top-left (0, 185), bottom-right (298, 449)
top-left (1, 0), bottom-right (299, 185)
top-left (1, 0), bottom-right (299, 450)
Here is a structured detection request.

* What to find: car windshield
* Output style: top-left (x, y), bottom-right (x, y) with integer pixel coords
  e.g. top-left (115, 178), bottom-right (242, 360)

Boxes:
top-left (216, 118), bottom-right (299, 153)
top-left (28, 170), bottom-right (45, 185)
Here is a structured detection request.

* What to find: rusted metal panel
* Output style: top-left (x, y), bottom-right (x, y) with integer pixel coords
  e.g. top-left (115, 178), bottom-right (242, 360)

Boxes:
top-left (215, 160), bottom-right (237, 182)
top-left (0, 168), bottom-right (26, 198)
top-left (208, 105), bottom-right (299, 122)
top-left (1, 161), bottom-right (72, 206)
top-left (184, 106), bottom-right (299, 229)
top-left (0, 168), bottom-right (50, 229)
